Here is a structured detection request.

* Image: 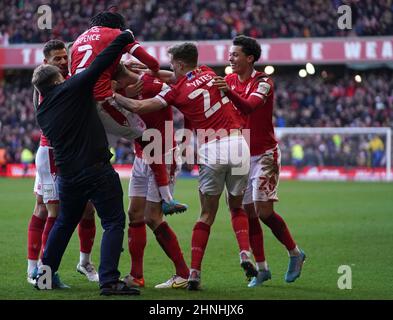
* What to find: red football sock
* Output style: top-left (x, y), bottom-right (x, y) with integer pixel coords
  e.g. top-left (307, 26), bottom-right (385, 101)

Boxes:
top-left (262, 211), bottom-right (296, 251)
top-left (190, 221), bottom-right (211, 271)
top-left (154, 222), bottom-right (189, 279)
top-left (41, 216), bottom-right (57, 257)
top-left (230, 208), bottom-right (251, 252)
top-left (78, 217), bottom-right (96, 254)
top-left (27, 215), bottom-right (46, 260)
top-left (128, 222), bottom-right (147, 279)
top-left (248, 216), bottom-right (266, 263)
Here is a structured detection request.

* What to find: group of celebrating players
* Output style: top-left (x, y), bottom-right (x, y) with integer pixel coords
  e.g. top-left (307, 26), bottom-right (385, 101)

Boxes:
top-left (27, 9), bottom-right (306, 293)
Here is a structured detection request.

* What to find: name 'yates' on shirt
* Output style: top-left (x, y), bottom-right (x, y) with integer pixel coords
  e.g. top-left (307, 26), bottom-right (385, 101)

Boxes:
top-left (188, 74), bottom-right (213, 87)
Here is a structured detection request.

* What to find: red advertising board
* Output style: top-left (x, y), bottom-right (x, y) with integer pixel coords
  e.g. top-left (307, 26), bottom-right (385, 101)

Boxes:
top-left (2, 164), bottom-right (390, 181)
top-left (1, 37), bottom-right (392, 68)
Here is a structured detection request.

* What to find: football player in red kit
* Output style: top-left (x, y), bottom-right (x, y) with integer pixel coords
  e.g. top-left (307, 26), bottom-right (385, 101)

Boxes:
top-left (214, 35), bottom-right (306, 287)
top-left (113, 43), bottom-right (258, 290)
top-left (112, 65), bottom-right (189, 288)
top-left (70, 11), bottom-right (186, 215)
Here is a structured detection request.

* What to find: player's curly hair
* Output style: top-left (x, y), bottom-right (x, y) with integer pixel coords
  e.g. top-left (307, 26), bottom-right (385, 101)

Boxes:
top-left (233, 35), bottom-right (261, 63)
top-left (89, 11), bottom-right (126, 30)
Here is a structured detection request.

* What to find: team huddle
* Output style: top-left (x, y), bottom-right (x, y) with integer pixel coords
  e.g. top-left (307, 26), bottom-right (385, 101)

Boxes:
top-left (28, 10), bottom-right (306, 296)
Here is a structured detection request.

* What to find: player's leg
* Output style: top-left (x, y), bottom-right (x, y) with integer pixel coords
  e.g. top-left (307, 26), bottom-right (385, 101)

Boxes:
top-left (256, 200), bottom-right (305, 282)
top-left (144, 171), bottom-right (189, 289)
top-left (41, 203), bottom-right (59, 258)
top-left (123, 196), bottom-right (146, 287)
top-left (123, 157), bottom-right (147, 288)
top-left (225, 133), bottom-right (257, 280)
top-left (244, 202), bottom-right (271, 287)
top-left (76, 201), bottom-right (99, 282)
top-left (187, 190), bottom-right (220, 291)
top-left (242, 158), bottom-right (270, 287)
top-left (187, 163), bottom-right (224, 290)
top-left (227, 192), bottom-right (258, 280)
top-left (254, 146), bottom-right (305, 282)
top-left (35, 146), bottom-right (59, 259)
top-left (136, 141), bottom-right (187, 215)
top-left (27, 189), bottom-right (47, 283)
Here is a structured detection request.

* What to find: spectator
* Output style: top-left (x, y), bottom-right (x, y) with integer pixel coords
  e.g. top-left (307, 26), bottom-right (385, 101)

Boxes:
top-left (0, 0), bottom-right (391, 44)
top-left (369, 135), bottom-right (385, 167)
top-left (20, 147), bottom-right (34, 176)
top-left (0, 144), bottom-right (8, 175)
top-left (1, 68), bottom-right (392, 169)
top-left (291, 141), bottom-right (304, 168)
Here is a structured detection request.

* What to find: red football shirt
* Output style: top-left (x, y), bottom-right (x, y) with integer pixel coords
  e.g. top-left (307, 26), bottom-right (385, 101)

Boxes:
top-left (225, 70), bottom-right (277, 156)
top-left (155, 66), bottom-right (241, 143)
top-left (71, 26), bottom-right (138, 101)
top-left (134, 73), bottom-right (174, 158)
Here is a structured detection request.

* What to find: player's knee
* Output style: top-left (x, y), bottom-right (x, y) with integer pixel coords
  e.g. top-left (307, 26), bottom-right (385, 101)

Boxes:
top-left (34, 203), bottom-right (48, 219)
top-left (256, 202), bottom-right (274, 221)
top-left (46, 203), bottom-right (59, 218)
top-left (244, 203), bottom-right (258, 218)
top-left (144, 215), bottom-right (161, 230)
top-left (128, 207), bottom-right (144, 224)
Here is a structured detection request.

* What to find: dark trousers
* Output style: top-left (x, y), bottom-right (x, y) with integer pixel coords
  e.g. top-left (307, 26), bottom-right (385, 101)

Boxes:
top-left (42, 162), bottom-right (125, 287)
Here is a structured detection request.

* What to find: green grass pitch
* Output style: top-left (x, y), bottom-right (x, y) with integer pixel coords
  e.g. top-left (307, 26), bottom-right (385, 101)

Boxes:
top-left (0, 178), bottom-right (392, 300)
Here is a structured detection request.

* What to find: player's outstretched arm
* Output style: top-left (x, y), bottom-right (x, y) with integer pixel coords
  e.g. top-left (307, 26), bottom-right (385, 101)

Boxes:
top-left (114, 93), bottom-right (165, 114)
top-left (213, 76), bottom-right (266, 115)
top-left (124, 59), bottom-right (176, 84)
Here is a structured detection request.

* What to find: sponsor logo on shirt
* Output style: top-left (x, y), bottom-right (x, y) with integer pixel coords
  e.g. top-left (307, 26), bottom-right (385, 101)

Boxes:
top-left (257, 82), bottom-right (271, 95)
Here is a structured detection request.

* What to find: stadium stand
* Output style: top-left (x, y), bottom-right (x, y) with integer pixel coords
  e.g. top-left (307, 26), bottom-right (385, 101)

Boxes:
top-left (0, 0), bottom-right (392, 45)
top-left (0, 0), bottom-right (392, 178)
top-left (1, 68), bottom-right (392, 168)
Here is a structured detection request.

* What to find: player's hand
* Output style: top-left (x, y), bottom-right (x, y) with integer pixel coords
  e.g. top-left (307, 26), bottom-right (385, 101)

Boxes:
top-left (125, 79), bottom-right (144, 98)
top-left (213, 76), bottom-right (229, 92)
top-left (124, 59), bottom-right (149, 74)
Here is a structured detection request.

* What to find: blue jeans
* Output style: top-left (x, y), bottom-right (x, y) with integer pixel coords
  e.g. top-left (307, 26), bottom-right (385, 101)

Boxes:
top-left (42, 162), bottom-right (125, 287)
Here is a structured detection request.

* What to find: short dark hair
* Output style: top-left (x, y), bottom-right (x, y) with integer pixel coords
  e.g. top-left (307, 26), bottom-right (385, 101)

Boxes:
top-left (167, 43), bottom-right (198, 67)
top-left (32, 64), bottom-right (61, 96)
top-left (89, 11), bottom-right (126, 30)
top-left (233, 35), bottom-right (261, 63)
top-left (43, 40), bottom-right (66, 59)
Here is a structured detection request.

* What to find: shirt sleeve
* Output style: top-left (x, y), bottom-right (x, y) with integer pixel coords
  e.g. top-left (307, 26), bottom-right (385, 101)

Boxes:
top-left (128, 42), bottom-right (160, 72)
top-left (154, 85), bottom-right (176, 107)
top-left (250, 77), bottom-right (273, 100)
top-left (226, 77), bottom-right (273, 115)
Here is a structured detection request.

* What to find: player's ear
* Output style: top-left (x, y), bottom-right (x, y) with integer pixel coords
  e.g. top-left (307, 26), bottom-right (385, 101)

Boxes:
top-left (247, 55), bottom-right (255, 64)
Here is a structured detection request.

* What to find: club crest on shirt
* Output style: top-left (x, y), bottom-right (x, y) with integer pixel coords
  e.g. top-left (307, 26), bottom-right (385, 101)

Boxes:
top-left (231, 85), bottom-right (236, 90)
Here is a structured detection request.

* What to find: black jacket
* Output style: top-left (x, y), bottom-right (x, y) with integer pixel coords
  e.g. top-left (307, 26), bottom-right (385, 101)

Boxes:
top-left (36, 31), bottom-right (134, 175)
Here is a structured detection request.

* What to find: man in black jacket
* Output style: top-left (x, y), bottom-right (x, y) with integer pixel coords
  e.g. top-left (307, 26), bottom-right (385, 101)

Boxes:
top-left (32, 30), bottom-right (139, 296)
